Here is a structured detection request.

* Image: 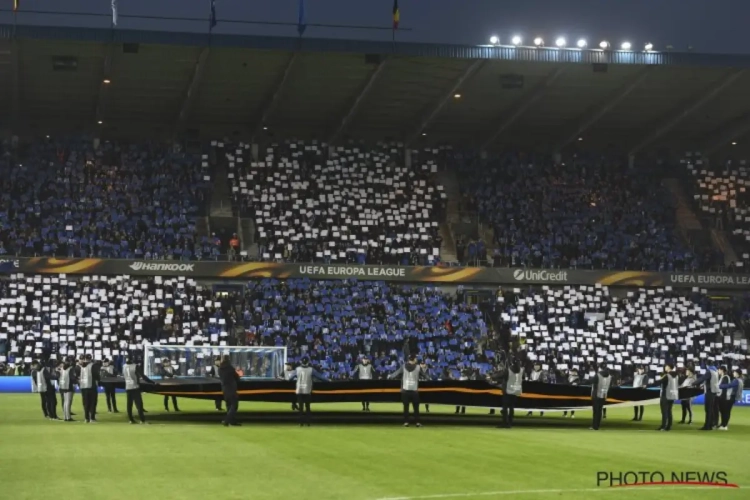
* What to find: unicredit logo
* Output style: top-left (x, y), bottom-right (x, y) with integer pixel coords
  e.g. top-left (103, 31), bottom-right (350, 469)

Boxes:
top-left (129, 262), bottom-right (195, 272)
top-left (512, 269), bottom-right (568, 282)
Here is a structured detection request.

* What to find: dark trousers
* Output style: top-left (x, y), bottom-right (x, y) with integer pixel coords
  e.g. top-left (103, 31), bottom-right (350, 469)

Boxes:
top-left (361, 399), bottom-right (370, 409)
top-left (105, 386), bottom-right (118, 412)
top-left (126, 389), bottom-right (146, 423)
top-left (224, 394), bottom-right (239, 424)
top-left (45, 389), bottom-right (58, 418)
top-left (164, 395), bottom-right (179, 411)
top-left (401, 390), bottom-right (420, 423)
top-left (680, 400), bottom-right (692, 423)
top-left (455, 406), bottom-right (466, 414)
top-left (93, 388), bottom-right (99, 417)
top-left (502, 394), bottom-right (517, 427)
top-left (659, 398), bottom-right (674, 430)
top-left (297, 393), bottom-right (312, 424)
top-left (592, 397), bottom-right (605, 430)
top-left (40, 393), bottom-right (49, 417)
top-left (633, 405), bottom-right (644, 420)
top-left (719, 399), bottom-right (735, 427)
top-left (81, 388), bottom-right (96, 421)
top-left (214, 397), bottom-right (223, 411)
top-left (702, 392), bottom-right (716, 429)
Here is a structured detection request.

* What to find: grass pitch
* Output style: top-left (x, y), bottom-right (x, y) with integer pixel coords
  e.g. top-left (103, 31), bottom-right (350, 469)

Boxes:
top-left (1, 394), bottom-right (748, 500)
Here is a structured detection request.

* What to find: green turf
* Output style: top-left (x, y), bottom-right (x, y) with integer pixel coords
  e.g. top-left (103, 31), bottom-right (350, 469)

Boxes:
top-left (1, 394), bottom-right (748, 500)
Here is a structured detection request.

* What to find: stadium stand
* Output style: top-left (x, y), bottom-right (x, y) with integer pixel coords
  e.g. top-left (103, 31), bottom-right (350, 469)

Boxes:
top-left (500, 284), bottom-right (748, 381)
top-left (0, 275), bottom-right (488, 380)
top-left (459, 156), bottom-right (708, 271)
top-left (0, 273), bottom-right (746, 381)
top-left (684, 153), bottom-right (750, 273)
top-left (220, 139), bottom-right (446, 265)
top-left (0, 138), bottom-right (211, 261)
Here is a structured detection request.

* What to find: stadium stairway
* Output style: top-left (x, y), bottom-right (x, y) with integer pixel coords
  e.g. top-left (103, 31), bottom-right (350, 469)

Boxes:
top-left (710, 228), bottom-right (740, 266)
top-left (209, 161), bottom-right (233, 218)
top-left (196, 216), bottom-right (211, 241)
top-left (663, 178), bottom-right (703, 232)
top-left (436, 168), bottom-right (459, 263)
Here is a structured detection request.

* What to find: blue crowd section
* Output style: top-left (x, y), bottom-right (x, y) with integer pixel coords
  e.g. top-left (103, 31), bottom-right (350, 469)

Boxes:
top-left (0, 138), bottom-right (213, 260)
top-left (457, 156), bottom-right (718, 271)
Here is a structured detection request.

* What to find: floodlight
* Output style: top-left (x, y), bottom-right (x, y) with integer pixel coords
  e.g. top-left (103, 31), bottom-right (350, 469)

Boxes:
top-left (599, 40), bottom-right (610, 49)
top-left (511, 35), bottom-right (522, 45)
top-left (555, 37), bottom-right (566, 47)
top-left (644, 42), bottom-right (654, 51)
top-left (577, 39), bottom-right (587, 48)
top-left (621, 41), bottom-right (632, 50)
top-left (490, 35), bottom-right (500, 45)
top-left (534, 37), bottom-right (544, 46)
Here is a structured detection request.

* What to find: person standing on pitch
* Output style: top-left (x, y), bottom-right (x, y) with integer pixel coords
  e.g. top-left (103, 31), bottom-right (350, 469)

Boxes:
top-left (124, 355), bottom-right (153, 425)
top-left (590, 364), bottom-right (611, 431)
top-left (161, 361), bottom-right (180, 412)
top-left (352, 356), bottom-right (374, 412)
top-left (30, 361), bottom-right (48, 419)
top-left (389, 354), bottom-right (428, 428)
top-left (562, 369), bottom-right (580, 418)
top-left (693, 363), bottom-right (720, 431)
top-left (291, 356), bottom-right (328, 427)
top-left (657, 364), bottom-right (679, 431)
top-left (526, 362), bottom-right (548, 417)
top-left (679, 368), bottom-right (696, 424)
top-left (59, 358), bottom-right (76, 422)
top-left (502, 356), bottom-right (523, 429)
top-left (100, 358), bottom-right (119, 413)
top-left (630, 366), bottom-right (647, 421)
top-left (284, 363), bottom-right (298, 411)
top-left (718, 368), bottom-right (743, 431)
top-left (219, 355), bottom-right (241, 427)
top-left (206, 357), bottom-right (224, 412)
top-left (37, 361), bottom-right (60, 420)
top-left (77, 355), bottom-right (99, 423)
top-left (419, 360), bottom-right (432, 413)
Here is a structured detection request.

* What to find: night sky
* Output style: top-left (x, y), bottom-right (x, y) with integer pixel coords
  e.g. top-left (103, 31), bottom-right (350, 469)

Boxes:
top-left (1, 0), bottom-right (746, 54)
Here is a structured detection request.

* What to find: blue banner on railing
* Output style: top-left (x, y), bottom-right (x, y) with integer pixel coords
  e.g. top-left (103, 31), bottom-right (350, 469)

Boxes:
top-left (0, 377), bottom-right (118, 393)
top-left (692, 391), bottom-right (750, 406)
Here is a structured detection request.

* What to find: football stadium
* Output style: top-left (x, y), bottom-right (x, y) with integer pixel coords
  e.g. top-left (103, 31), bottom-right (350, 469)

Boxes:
top-left (1, 2), bottom-right (750, 500)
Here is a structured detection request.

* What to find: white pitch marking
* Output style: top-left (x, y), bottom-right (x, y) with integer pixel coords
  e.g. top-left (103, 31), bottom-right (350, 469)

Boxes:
top-left (375, 485), bottom-right (729, 500)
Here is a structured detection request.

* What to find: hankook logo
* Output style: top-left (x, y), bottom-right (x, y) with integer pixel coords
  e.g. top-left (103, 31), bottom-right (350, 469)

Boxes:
top-left (0, 259), bottom-right (20, 268)
top-left (512, 269), bottom-right (568, 282)
top-left (128, 262), bottom-right (195, 272)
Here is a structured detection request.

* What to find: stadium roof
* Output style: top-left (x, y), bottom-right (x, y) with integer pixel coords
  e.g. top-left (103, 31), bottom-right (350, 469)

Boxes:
top-left (3, 24), bottom-right (750, 155)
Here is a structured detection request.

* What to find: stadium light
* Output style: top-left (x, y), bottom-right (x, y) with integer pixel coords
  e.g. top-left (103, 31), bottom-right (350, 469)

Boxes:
top-left (97, 120), bottom-right (103, 125)
top-left (422, 132), bottom-right (427, 136)
top-left (511, 35), bottom-right (522, 46)
top-left (577, 39), bottom-right (587, 48)
top-left (454, 93), bottom-right (462, 99)
top-left (103, 79), bottom-right (111, 84)
top-left (534, 37), bottom-right (544, 47)
top-left (578, 137), bottom-right (583, 141)
top-left (644, 42), bottom-right (654, 51)
top-left (599, 40), bottom-right (610, 49)
top-left (621, 41), bottom-right (632, 50)
top-left (489, 35), bottom-right (500, 45)
top-left (262, 126), bottom-right (268, 131)
top-left (732, 141), bottom-right (737, 146)
top-left (555, 37), bottom-right (566, 48)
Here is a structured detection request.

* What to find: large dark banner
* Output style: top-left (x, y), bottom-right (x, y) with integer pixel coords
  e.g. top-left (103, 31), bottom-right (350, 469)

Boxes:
top-left (4, 257), bottom-right (750, 288)
top-left (101, 378), bottom-right (703, 409)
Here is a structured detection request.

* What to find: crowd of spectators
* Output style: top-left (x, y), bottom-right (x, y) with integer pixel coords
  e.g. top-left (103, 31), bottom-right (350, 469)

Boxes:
top-left (0, 274), bottom-right (488, 380)
top-left (684, 153), bottom-right (750, 273)
top-left (0, 137), bottom-right (212, 261)
top-left (496, 284), bottom-right (748, 383)
top-left (459, 156), bottom-right (708, 271)
top-left (223, 139), bottom-right (446, 265)
top-left (1, 271), bottom-right (747, 384)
